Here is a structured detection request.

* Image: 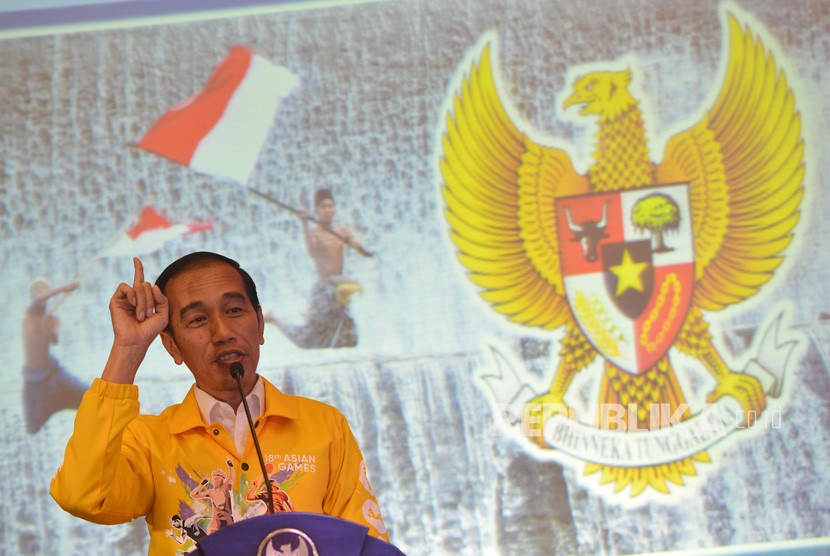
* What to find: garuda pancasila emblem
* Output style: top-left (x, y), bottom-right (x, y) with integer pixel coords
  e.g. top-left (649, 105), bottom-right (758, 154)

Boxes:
top-left (439, 12), bottom-right (804, 496)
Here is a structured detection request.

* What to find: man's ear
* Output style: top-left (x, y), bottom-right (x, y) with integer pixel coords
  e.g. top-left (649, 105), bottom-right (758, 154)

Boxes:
top-left (160, 330), bottom-right (184, 365)
top-left (257, 307), bottom-right (265, 345)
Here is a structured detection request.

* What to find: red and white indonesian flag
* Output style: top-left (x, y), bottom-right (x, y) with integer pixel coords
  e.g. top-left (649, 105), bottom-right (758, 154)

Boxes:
top-left (99, 206), bottom-right (213, 258)
top-left (137, 45), bottom-right (298, 184)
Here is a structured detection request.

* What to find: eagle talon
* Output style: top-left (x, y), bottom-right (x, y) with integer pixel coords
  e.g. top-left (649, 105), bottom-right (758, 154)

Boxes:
top-left (706, 372), bottom-right (766, 426)
top-left (523, 393), bottom-right (572, 448)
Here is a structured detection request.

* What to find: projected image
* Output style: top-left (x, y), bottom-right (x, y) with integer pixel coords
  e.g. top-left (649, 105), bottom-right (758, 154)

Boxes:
top-left (23, 277), bottom-right (85, 434)
top-left (267, 188), bottom-right (371, 349)
top-left (2, 0), bottom-right (830, 554)
top-left (439, 12), bottom-right (804, 497)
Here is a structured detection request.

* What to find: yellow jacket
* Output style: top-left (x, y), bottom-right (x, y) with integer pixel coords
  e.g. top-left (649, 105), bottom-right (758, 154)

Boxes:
top-left (51, 377), bottom-right (388, 554)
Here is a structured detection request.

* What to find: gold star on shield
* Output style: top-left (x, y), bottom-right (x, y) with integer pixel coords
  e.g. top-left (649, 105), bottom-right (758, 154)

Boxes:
top-left (609, 249), bottom-right (649, 296)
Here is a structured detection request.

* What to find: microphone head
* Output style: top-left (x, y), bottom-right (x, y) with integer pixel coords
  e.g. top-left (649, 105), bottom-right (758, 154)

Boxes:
top-left (229, 362), bottom-right (244, 379)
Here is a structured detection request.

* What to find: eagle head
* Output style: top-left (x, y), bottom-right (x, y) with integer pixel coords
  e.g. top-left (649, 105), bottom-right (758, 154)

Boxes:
top-left (563, 69), bottom-right (637, 121)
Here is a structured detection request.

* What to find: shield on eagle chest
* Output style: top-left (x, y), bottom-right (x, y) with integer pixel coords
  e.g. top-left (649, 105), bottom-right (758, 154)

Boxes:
top-left (556, 184), bottom-right (696, 375)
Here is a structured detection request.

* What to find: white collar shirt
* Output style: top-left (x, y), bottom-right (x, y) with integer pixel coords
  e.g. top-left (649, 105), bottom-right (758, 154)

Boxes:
top-left (194, 376), bottom-right (264, 455)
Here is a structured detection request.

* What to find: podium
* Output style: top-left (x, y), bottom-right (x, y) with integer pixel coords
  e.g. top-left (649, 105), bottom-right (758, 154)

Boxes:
top-left (194, 512), bottom-right (407, 555)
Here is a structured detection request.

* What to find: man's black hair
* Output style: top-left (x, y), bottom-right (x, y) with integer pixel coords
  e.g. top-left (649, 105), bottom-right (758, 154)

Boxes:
top-left (155, 251), bottom-right (261, 311)
top-left (314, 188), bottom-right (334, 207)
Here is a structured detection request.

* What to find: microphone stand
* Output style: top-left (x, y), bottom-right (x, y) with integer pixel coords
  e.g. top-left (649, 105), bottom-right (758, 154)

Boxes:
top-left (229, 363), bottom-right (275, 515)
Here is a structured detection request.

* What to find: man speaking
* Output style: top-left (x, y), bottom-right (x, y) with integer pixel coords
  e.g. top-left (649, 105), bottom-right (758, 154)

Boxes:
top-left (50, 252), bottom-right (389, 554)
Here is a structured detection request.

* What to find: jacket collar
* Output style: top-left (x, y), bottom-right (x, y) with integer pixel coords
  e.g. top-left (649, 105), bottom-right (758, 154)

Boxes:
top-left (168, 376), bottom-right (298, 435)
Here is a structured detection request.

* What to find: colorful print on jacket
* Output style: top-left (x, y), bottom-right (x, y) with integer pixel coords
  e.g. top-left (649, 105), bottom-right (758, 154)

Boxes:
top-left (50, 377), bottom-right (388, 555)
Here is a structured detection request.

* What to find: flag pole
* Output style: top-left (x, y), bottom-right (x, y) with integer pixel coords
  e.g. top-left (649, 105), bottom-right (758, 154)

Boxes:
top-left (246, 187), bottom-right (373, 257)
top-left (49, 257), bottom-right (99, 312)
top-left (49, 218), bottom-right (133, 312)
top-left (77, 254), bottom-right (105, 282)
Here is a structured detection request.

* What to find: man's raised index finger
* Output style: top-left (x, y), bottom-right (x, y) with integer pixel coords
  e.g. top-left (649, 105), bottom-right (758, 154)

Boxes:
top-left (133, 257), bottom-right (145, 285)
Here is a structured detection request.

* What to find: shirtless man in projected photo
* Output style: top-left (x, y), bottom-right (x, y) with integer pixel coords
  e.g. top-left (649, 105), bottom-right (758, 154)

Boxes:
top-left (22, 278), bottom-right (86, 434)
top-left (268, 188), bottom-right (371, 349)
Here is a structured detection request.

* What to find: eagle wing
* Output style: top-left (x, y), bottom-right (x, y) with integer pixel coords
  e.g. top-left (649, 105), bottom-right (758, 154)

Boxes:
top-left (440, 43), bottom-right (590, 330)
top-left (656, 13), bottom-right (805, 311)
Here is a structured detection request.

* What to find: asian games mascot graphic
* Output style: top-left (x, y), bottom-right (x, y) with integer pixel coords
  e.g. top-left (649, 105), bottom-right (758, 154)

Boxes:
top-left (438, 8), bottom-right (805, 497)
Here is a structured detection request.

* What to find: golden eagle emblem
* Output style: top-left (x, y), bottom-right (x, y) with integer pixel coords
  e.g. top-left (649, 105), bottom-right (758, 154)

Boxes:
top-left (439, 11), bottom-right (804, 496)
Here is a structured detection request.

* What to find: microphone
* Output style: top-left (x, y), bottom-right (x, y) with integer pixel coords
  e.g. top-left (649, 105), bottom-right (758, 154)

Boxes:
top-left (230, 362), bottom-right (244, 380)
top-left (229, 362), bottom-right (275, 515)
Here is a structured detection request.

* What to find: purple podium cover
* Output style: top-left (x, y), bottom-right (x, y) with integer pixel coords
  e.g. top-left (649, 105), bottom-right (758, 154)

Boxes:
top-left (195, 512), bottom-right (406, 556)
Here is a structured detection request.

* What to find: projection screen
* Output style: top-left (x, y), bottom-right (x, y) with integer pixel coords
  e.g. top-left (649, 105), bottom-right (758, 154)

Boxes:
top-left (2, 0), bottom-right (830, 554)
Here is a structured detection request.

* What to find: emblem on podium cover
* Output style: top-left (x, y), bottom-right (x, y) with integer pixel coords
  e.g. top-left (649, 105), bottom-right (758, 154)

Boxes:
top-left (258, 528), bottom-right (318, 556)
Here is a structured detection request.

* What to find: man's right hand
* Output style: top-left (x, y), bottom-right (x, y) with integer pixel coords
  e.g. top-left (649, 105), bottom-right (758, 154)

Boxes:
top-left (102, 258), bottom-right (169, 384)
top-left (110, 257), bottom-right (168, 349)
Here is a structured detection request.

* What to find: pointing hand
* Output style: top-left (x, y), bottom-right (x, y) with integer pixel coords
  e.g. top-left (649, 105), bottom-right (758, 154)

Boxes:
top-left (109, 257), bottom-right (169, 350)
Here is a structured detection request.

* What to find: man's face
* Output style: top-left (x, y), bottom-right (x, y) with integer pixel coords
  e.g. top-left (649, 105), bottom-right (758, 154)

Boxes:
top-left (29, 279), bottom-right (50, 300)
top-left (315, 198), bottom-right (336, 224)
top-left (160, 261), bottom-right (264, 400)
